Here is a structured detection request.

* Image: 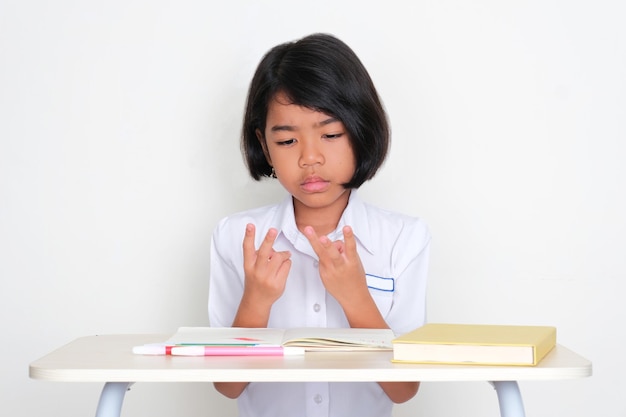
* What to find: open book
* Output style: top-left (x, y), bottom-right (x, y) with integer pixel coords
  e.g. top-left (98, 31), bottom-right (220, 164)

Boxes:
top-left (169, 327), bottom-right (394, 351)
top-left (133, 327), bottom-right (395, 355)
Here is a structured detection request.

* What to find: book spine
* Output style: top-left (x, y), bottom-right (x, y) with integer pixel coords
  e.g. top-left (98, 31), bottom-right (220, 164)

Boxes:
top-left (533, 328), bottom-right (557, 364)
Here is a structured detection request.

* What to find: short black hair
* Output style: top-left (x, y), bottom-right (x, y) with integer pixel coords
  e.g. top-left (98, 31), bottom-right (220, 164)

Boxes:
top-left (241, 33), bottom-right (390, 189)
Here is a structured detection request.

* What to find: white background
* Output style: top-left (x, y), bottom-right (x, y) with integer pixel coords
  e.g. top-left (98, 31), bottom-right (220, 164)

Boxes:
top-left (1, 1), bottom-right (624, 416)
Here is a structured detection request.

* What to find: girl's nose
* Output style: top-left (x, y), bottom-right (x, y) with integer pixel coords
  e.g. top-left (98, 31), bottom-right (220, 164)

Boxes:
top-left (299, 139), bottom-right (324, 167)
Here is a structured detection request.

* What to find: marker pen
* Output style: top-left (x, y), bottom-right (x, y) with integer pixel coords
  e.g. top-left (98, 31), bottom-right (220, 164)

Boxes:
top-left (171, 345), bottom-right (305, 356)
top-left (132, 345), bottom-right (176, 355)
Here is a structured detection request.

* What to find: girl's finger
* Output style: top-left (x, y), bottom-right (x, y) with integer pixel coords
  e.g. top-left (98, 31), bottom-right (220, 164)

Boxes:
top-left (268, 250), bottom-right (292, 265)
top-left (343, 225), bottom-right (357, 256)
top-left (257, 228), bottom-right (279, 264)
top-left (302, 226), bottom-right (322, 253)
top-left (242, 223), bottom-right (257, 265)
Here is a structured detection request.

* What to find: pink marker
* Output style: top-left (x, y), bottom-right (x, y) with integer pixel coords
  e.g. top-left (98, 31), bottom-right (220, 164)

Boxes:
top-left (171, 345), bottom-right (304, 356)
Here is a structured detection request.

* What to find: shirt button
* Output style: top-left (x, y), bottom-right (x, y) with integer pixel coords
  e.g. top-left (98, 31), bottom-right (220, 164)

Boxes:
top-left (314, 394), bottom-right (323, 404)
top-left (313, 260), bottom-right (319, 268)
top-left (313, 303), bottom-right (321, 312)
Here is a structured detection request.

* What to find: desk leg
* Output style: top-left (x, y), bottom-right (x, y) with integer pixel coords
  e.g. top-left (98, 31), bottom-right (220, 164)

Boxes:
top-left (490, 381), bottom-right (525, 417)
top-left (95, 382), bottom-right (133, 417)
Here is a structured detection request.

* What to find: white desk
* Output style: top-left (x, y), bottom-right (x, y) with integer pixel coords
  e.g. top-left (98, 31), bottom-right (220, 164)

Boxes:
top-left (29, 334), bottom-right (592, 417)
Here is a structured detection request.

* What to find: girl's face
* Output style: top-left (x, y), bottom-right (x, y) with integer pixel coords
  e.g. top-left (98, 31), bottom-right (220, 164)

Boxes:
top-left (258, 92), bottom-right (356, 219)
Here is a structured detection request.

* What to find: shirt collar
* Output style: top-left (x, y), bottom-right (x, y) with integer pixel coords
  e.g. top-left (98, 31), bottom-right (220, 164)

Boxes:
top-left (271, 190), bottom-right (375, 255)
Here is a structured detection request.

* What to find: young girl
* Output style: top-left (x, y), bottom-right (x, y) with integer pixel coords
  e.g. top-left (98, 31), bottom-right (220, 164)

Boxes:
top-left (209, 33), bottom-right (431, 417)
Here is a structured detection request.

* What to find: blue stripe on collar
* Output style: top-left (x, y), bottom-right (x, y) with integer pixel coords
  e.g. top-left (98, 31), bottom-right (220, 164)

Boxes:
top-left (366, 274), bottom-right (395, 292)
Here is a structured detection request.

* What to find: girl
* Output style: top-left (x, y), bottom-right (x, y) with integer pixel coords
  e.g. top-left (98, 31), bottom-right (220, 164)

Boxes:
top-left (209, 33), bottom-right (431, 417)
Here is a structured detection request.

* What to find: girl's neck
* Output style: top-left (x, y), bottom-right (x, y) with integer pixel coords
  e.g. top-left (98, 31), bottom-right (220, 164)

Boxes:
top-left (294, 190), bottom-right (351, 236)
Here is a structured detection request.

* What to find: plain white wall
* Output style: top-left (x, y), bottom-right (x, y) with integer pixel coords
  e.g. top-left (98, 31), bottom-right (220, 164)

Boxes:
top-left (1, 0), bottom-right (624, 416)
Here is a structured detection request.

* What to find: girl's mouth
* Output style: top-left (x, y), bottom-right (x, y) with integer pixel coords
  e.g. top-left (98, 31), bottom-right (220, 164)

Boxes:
top-left (301, 176), bottom-right (330, 193)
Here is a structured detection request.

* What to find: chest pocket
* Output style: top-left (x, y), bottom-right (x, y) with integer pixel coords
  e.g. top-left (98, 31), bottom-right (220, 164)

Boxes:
top-left (366, 274), bottom-right (394, 315)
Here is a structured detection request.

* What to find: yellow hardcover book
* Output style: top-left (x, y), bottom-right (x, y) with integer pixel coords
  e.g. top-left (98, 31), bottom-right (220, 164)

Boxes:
top-left (392, 323), bottom-right (556, 366)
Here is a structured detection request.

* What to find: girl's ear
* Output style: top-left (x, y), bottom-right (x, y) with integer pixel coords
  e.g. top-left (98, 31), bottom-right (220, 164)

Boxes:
top-left (256, 128), bottom-right (272, 165)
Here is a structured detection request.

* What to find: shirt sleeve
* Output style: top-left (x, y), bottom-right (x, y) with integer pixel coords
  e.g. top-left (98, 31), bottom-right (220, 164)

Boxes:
top-left (208, 217), bottom-right (246, 327)
top-left (386, 218), bottom-right (431, 335)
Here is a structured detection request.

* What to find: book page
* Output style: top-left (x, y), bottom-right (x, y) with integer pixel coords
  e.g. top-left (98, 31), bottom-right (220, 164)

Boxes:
top-left (166, 327), bottom-right (285, 346)
top-left (282, 327), bottom-right (394, 350)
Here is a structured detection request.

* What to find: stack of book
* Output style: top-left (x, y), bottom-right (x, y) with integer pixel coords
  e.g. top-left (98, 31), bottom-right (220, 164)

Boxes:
top-left (391, 323), bottom-right (556, 366)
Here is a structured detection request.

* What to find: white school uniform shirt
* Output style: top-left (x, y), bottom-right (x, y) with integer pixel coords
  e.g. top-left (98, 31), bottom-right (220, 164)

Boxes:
top-left (209, 191), bottom-right (430, 417)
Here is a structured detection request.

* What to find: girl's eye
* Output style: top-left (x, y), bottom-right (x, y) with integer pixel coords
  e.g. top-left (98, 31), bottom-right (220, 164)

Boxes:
top-left (276, 138), bottom-right (296, 146)
top-left (323, 133), bottom-right (343, 139)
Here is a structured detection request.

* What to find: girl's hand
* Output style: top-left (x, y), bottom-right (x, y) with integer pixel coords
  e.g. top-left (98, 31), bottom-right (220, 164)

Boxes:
top-left (240, 223), bottom-right (292, 312)
top-left (221, 224), bottom-right (291, 396)
top-left (303, 225), bottom-right (369, 307)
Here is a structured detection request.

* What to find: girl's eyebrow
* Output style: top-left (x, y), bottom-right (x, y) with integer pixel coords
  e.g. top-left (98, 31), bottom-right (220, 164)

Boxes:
top-left (270, 117), bottom-right (339, 132)
top-left (318, 117), bottom-right (339, 127)
top-left (270, 124), bottom-right (296, 132)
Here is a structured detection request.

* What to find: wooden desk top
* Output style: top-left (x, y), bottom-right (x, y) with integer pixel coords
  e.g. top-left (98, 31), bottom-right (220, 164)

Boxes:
top-left (29, 334), bottom-right (592, 383)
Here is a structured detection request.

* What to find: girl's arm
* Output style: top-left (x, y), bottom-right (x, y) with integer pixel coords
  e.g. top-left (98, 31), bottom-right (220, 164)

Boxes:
top-left (213, 382), bottom-right (250, 399)
top-left (302, 225), bottom-right (421, 403)
top-left (336, 276), bottom-right (420, 403)
top-left (214, 224), bottom-right (292, 399)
